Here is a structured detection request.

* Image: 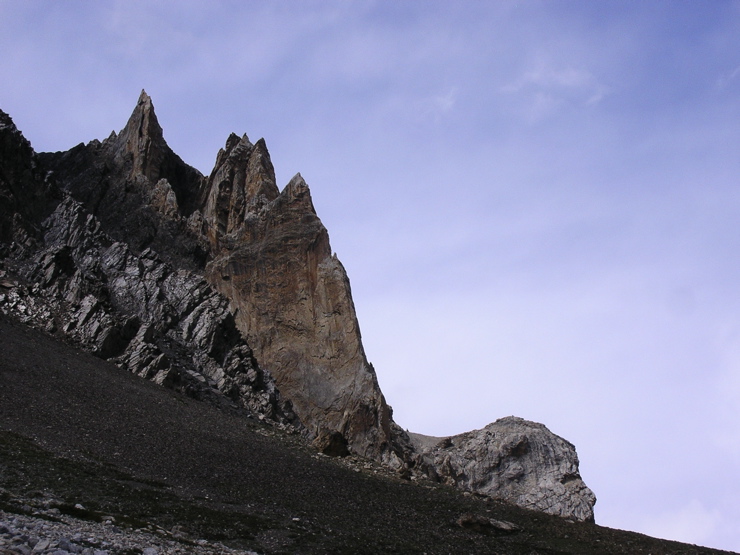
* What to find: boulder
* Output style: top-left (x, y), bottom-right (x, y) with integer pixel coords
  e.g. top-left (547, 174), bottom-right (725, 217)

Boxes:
top-left (410, 417), bottom-right (596, 522)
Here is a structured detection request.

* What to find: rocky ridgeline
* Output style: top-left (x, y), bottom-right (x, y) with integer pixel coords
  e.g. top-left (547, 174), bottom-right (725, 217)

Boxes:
top-left (0, 92), bottom-right (596, 522)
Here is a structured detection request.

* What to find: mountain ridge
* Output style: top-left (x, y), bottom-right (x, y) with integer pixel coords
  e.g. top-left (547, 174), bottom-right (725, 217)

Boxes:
top-left (1, 91), bottom-right (595, 522)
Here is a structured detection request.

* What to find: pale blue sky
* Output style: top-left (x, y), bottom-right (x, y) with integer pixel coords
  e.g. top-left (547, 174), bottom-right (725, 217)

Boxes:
top-left (2, 1), bottom-right (740, 550)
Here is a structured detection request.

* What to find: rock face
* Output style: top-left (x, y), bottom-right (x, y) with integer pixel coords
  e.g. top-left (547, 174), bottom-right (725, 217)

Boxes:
top-left (37, 91), bottom-right (208, 270)
top-left (0, 110), bottom-right (58, 249)
top-left (201, 147), bottom-right (394, 459)
top-left (2, 194), bottom-right (293, 423)
top-left (0, 92), bottom-right (597, 521)
top-left (4, 91), bottom-right (397, 461)
top-left (0, 107), bottom-right (291, 424)
top-left (410, 417), bottom-right (596, 522)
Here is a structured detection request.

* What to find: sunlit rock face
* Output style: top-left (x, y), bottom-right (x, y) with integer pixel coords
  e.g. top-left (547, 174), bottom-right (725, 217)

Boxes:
top-left (0, 92), bottom-right (597, 521)
top-left (199, 132), bottom-right (395, 460)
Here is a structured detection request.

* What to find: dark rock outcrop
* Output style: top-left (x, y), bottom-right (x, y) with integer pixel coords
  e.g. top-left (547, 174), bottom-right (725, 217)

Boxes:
top-left (0, 110), bottom-right (58, 250)
top-left (0, 106), bottom-right (292, 423)
top-left (2, 195), bottom-right (294, 423)
top-left (37, 91), bottom-right (208, 270)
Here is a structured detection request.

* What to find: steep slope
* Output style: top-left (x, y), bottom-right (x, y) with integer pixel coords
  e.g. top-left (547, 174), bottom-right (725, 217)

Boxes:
top-left (1, 314), bottom-right (733, 554)
top-left (0, 93), bottom-right (596, 521)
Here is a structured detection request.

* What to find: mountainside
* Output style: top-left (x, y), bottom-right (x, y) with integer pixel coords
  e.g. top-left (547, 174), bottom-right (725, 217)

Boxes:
top-left (0, 92), bottom-right (594, 522)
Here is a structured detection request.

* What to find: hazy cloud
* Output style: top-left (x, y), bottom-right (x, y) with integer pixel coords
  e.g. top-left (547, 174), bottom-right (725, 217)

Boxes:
top-left (716, 65), bottom-right (740, 91)
top-left (500, 61), bottom-right (608, 121)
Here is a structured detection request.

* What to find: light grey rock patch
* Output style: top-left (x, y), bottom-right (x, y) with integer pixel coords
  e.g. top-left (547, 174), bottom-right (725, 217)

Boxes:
top-left (0, 510), bottom-right (256, 555)
top-left (410, 416), bottom-right (596, 522)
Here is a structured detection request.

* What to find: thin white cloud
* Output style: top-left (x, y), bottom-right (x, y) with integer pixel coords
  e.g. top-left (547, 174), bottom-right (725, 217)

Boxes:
top-left (408, 87), bottom-right (458, 124)
top-left (431, 87), bottom-right (457, 113)
top-left (500, 60), bottom-right (609, 121)
top-left (716, 65), bottom-right (740, 90)
top-left (506, 64), bottom-right (594, 91)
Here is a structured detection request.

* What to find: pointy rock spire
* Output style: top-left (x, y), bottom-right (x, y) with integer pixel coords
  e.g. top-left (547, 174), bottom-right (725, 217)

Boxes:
top-left (107, 91), bottom-right (205, 215)
top-left (113, 89), bottom-right (167, 183)
top-left (202, 132), bottom-right (279, 242)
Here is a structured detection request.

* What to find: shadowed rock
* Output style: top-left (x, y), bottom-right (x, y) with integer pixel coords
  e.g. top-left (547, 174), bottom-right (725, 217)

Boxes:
top-left (2, 195), bottom-right (294, 424)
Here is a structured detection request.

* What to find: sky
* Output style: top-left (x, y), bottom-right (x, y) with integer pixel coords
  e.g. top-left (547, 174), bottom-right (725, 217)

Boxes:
top-left (2, 0), bottom-right (740, 551)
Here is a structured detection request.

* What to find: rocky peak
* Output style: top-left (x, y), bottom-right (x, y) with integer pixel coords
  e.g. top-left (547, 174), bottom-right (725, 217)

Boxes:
top-left (283, 172), bottom-right (312, 204)
top-left (0, 110), bottom-right (35, 195)
top-left (202, 133), bottom-right (279, 245)
top-left (106, 90), bottom-right (204, 217)
top-left (113, 90), bottom-right (165, 183)
top-left (247, 139), bottom-right (279, 201)
top-left (203, 164), bottom-right (396, 461)
top-left (0, 110), bottom-right (24, 138)
top-left (35, 94), bottom-right (208, 269)
top-left (0, 110), bottom-right (33, 193)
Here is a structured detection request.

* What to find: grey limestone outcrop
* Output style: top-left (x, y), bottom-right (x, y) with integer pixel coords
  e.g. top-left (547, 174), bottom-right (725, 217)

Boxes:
top-left (410, 417), bottom-right (596, 522)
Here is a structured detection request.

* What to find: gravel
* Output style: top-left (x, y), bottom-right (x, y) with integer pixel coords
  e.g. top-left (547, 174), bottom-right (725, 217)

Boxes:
top-left (0, 510), bottom-right (255, 554)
